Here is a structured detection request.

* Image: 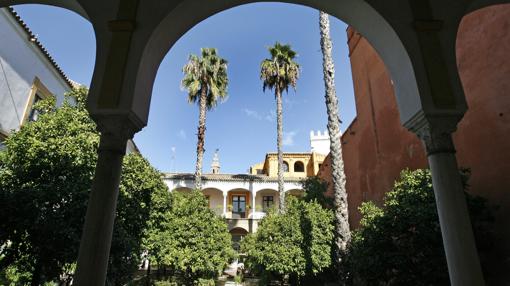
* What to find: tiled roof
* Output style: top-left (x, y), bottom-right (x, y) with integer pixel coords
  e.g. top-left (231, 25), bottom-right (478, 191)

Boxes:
top-left (163, 173), bottom-right (304, 183)
top-left (265, 152), bottom-right (313, 155)
top-left (6, 7), bottom-right (74, 89)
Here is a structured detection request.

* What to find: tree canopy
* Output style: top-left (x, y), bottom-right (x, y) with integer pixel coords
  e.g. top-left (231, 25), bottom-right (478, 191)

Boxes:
top-left (346, 169), bottom-right (494, 285)
top-left (0, 92), bottom-right (98, 285)
top-left (242, 196), bottom-right (334, 283)
top-left (0, 88), bottom-right (169, 285)
top-left (181, 48), bottom-right (229, 110)
top-left (152, 190), bottom-right (235, 285)
top-left (260, 42), bottom-right (300, 95)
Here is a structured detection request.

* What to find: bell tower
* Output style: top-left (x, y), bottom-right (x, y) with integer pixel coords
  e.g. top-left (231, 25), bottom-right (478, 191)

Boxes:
top-left (211, 149), bottom-right (220, 174)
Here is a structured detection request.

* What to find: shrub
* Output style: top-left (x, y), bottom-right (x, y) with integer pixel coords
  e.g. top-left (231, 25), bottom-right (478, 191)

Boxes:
top-left (346, 168), bottom-right (494, 285)
top-left (242, 197), bottom-right (334, 283)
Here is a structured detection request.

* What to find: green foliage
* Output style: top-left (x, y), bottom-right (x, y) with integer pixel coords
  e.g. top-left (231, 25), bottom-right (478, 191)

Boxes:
top-left (260, 42), bottom-right (300, 94)
top-left (107, 154), bottom-right (169, 285)
top-left (0, 91), bottom-right (98, 284)
top-left (155, 190), bottom-right (235, 284)
top-left (0, 87), bottom-right (169, 285)
top-left (301, 176), bottom-right (333, 209)
top-left (154, 280), bottom-right (177, 286)
top-left (242, 197), bottom-right (334, 282)
top-left (181, 48), bottom-right (229, 110)
top-left (346, 169), bottom-right (494, 285)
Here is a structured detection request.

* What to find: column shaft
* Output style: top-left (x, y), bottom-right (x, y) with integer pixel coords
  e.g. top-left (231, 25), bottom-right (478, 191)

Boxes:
top-left (223, 193), bottom-right (227, 217)
top-left (74, 133), bottom-right (127, 285)
top-left (423, 132), bottom-right (484, 286)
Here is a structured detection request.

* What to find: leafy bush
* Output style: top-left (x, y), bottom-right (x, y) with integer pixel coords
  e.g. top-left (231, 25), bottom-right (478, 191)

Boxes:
top-left (0, 88), bottom-right (169, 285)
top-left (153, 190), bottom-right (235, 285)
top-left (242, 196), bottom-right (334, 283)
top-left (301, 176), bottom-right (333, 209)
top-left (154, 280), bottom-right (178, 286)
top-left (346, 168), bottom-right (494, 285)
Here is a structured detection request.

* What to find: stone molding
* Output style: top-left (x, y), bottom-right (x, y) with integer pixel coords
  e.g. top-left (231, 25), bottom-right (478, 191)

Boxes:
top-left (404, 110), bottom-right (461, 155)
top-left (93, 114), bottom-right (139, 154)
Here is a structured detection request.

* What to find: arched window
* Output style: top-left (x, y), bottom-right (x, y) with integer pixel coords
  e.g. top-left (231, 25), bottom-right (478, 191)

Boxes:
top-left (283, 161), bottom-right (289, 172)
top-left (294, 161), bottom-right (305, 172)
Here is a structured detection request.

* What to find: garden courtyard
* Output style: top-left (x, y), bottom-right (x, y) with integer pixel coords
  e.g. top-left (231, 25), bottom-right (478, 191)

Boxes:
top-left (0, 1), bottom-right (509, 285)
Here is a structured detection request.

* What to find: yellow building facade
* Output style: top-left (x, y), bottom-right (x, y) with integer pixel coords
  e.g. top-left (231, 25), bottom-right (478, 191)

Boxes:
top-left (249, 152), bottom-right (327, 178)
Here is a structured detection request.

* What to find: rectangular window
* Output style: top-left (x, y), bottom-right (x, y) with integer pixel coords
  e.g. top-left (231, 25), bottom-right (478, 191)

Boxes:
top-left (232, 195), bottom-right (246, 218)
top-left (28, 93), bottom-right (43, 122)
top-left (22, 77), bottom-right (53, 125)
top-left (262, 196), bottom-right (274, 211)
top-left (0, 131), bottom-right (7, 151)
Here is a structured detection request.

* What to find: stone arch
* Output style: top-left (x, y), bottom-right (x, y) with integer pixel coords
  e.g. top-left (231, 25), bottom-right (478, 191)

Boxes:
top-left (230, 227), bottom-right (249, 251)
top-left (0, 0), bottom-right (89, 19)
top-left (255, 188), bottom-right (279, 213)
top-left (133, 0), bottom-right (423, 129)
top-left (202, 187), bottom-right (223, 215)
top-left (294, 161), bottom-right (305, 172)
top-left (283, 161), bottom-right (289, 172)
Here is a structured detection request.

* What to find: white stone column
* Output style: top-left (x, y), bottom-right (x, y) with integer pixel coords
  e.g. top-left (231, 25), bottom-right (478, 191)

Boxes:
top-left (252, 191), bottom-right (257, 218)
top-left (418, 125), bottom-right (485, 286)
top-left (223, 192), bottom-right (227, 217)
top-left (74, 118), bottom-right (135, 286)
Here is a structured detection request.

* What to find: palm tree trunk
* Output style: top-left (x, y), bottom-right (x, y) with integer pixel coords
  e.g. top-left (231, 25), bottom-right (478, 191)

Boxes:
top-left (276, 86), bottom-right (285, 211)
top-left (195, 87), bottom-right (208, 190)
top-left (319, 11), bottom-right (351, 270)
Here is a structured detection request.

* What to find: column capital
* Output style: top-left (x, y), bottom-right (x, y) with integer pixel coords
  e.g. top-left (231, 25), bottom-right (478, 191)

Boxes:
top-left (405, 111), bottom-right (460, 155)
top-left (94, 114), bottom-right (140, 140)
top-left (93, 114), bottom-right (140, 154)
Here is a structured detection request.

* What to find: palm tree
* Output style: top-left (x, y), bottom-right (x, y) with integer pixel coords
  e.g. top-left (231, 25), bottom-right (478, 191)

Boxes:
top-left (181, 48), bottom-right (228, 190)
top-left (260, 43), bottom-right (300, 211)
top-left (319, 11), bottom-right (351, 275)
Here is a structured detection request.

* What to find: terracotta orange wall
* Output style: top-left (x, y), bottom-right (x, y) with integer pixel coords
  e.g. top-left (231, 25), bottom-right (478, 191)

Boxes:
top-left (318, 4), bottom-right (510, 282)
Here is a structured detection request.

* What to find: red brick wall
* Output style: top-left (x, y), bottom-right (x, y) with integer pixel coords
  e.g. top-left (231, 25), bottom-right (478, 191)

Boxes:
top-left (318, 4), bottom-right (510, 282)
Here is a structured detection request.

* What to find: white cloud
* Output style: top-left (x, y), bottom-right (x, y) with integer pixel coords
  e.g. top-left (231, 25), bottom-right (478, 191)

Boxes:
top-left (243, 108), bottom-right (262, 120)
top-left (171, 146), bottom-right (176, 153)
top-left (177, 129), bottom-right (186, 140)
top-left (282, 131), bottom-right (297, 146)
top-left (265, 109), bottom-right (276, 122)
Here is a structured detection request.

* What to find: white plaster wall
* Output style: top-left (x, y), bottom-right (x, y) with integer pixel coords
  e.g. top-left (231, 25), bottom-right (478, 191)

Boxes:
top-left (165, 177), bottom-right (301, 195)
top-left (0, 9), bottom-right (70, 135)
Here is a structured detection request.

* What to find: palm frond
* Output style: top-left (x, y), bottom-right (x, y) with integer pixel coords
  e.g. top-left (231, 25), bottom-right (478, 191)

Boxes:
top-left (181, 48), bottom-right (229, 109)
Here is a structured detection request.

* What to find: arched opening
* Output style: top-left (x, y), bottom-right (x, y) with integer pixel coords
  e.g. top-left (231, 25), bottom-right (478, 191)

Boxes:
top-left (294, 161), bottom-right (305, 172)
top-left (255, 189), bottom-right (279, 214)
top-left (202, 187), bottom-right (224, 215)
top-left (282, 161), bottom-right (290, 173)
top-left (230, 227), bottom-right (249, 252)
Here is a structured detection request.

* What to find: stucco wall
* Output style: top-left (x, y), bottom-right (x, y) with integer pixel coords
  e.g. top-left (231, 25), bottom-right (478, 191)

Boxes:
top-left (318, 4), bottom-right (510, 283)
top-left (0, 8), bottom-right (70, 135)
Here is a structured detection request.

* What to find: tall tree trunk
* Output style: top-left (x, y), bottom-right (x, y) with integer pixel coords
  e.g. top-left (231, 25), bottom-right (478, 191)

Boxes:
top-left (195, 87), bottom-right (208, 190)
top-left (276, 86), bottom-right (285, 211)
top-left (319, 11), bottom-right (351, 272)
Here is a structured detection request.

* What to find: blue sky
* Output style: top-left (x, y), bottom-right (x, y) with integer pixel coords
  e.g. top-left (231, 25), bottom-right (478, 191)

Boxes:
top-left (15, 3), bottom-right (357, 174)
